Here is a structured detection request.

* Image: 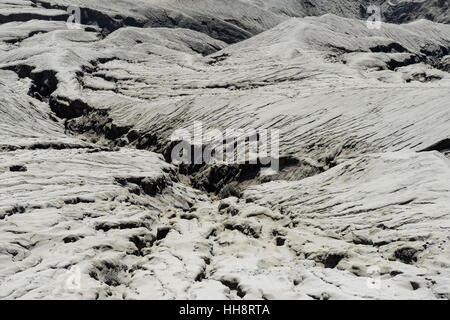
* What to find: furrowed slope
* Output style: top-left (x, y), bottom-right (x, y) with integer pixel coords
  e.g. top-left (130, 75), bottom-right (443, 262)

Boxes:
top-left (0, 2), bottom-right (449, 300)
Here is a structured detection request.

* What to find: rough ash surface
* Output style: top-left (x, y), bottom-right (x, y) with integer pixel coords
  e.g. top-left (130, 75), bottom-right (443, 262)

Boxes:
top-left (0, 0), bottom-right (449, 300)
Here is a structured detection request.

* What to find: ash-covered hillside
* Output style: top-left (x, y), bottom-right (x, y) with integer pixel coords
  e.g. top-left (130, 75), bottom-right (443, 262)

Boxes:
top-left (0, 0), bottom-right (449, 300)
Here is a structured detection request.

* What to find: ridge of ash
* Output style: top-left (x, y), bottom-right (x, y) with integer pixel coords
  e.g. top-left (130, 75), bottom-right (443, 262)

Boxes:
top-left (30, 0), bottom-right (253, 43)
top-left (49, 97), bottom-right (325, 197)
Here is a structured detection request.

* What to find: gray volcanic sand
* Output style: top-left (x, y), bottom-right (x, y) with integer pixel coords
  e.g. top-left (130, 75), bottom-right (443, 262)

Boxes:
top-left (0, 0), bottom-right (449, 299)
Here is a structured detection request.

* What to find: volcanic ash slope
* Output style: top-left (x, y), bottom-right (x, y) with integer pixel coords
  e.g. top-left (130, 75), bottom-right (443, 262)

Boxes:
top-left (0, 4), bottom-right (449, 300)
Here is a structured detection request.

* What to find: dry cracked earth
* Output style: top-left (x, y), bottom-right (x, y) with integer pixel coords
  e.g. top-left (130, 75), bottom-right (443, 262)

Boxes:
top-left (0, 0), bottom-right (449, 300)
